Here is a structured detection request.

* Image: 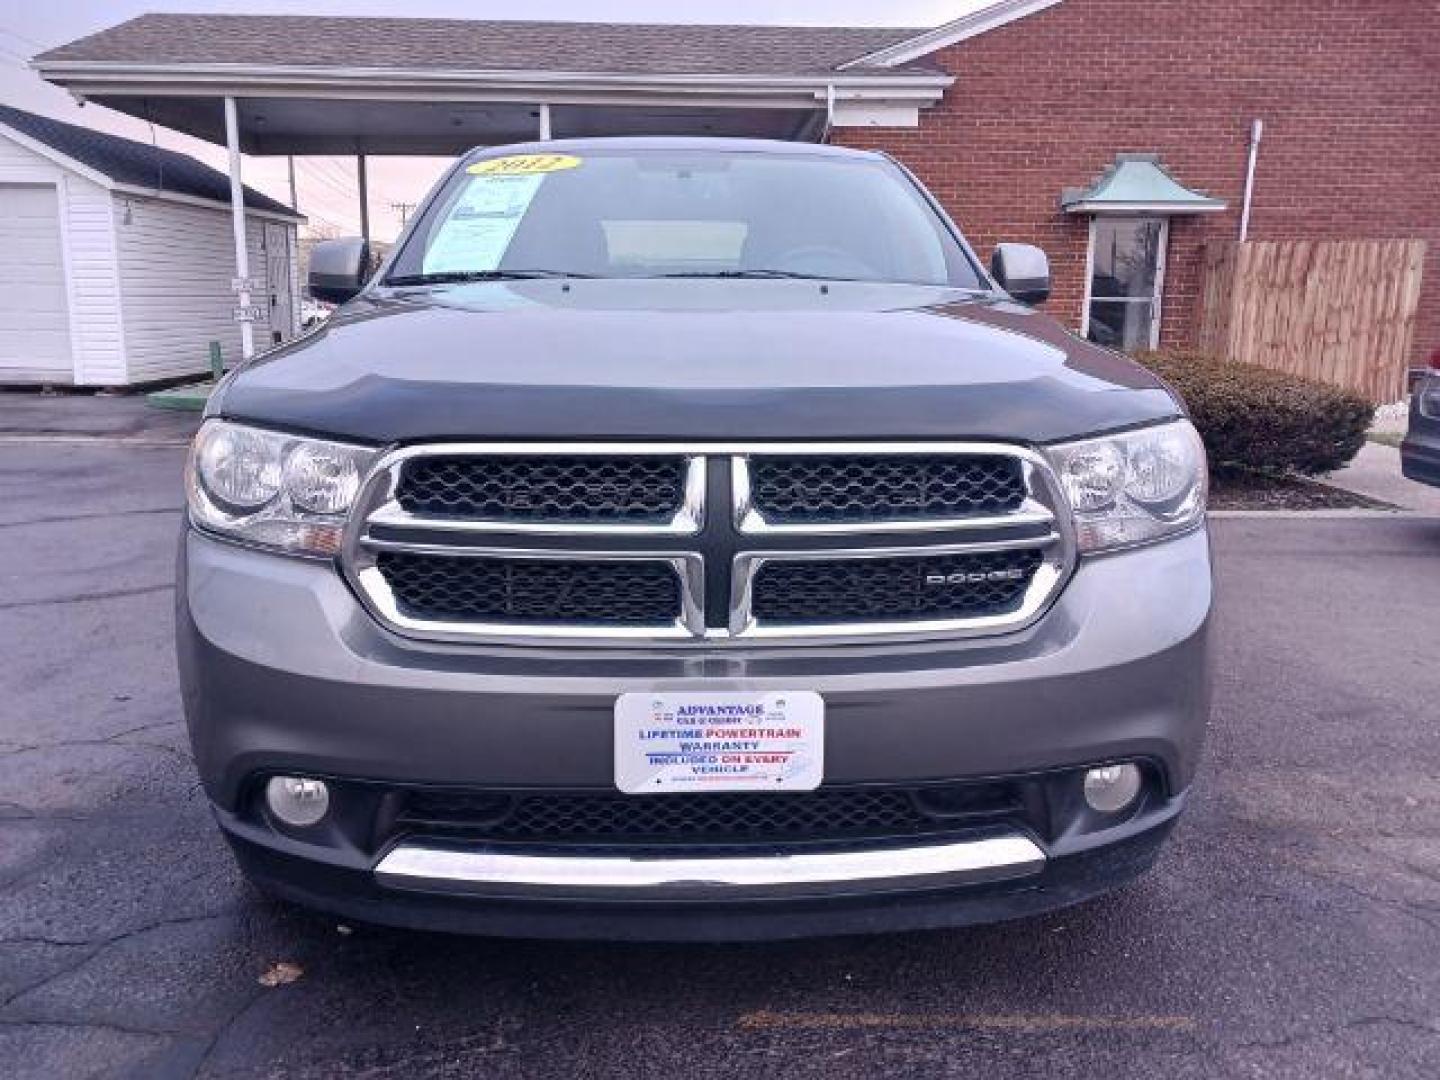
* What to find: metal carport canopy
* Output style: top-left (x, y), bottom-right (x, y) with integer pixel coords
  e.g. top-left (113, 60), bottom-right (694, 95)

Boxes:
top-left (32, 14), bottom-right (959, 357)
top-left (33, 15), bottom-right (956, 155)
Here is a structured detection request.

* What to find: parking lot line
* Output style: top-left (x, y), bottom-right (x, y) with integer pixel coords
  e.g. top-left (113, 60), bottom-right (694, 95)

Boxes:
top-left (736, 1009), bottom-right (1198, 1032)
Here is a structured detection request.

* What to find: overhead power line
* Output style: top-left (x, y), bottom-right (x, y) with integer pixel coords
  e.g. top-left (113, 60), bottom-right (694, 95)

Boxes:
top-left (0, 24), bottom-right (46, 49)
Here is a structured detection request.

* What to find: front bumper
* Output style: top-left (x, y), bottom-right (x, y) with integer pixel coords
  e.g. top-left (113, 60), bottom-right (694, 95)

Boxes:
top-left (225, 799), bottom-right (1181, 941)
top-left (177, 524), bottom-right (1211, 938)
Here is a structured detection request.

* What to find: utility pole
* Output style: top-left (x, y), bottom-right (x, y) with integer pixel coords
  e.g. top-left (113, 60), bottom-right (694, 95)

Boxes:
top-left (391, 201), bottom-right (417, 228)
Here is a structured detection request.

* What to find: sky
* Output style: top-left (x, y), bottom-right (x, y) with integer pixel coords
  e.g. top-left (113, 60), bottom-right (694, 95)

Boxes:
top-left (0, 0), bottom-right (987, 241)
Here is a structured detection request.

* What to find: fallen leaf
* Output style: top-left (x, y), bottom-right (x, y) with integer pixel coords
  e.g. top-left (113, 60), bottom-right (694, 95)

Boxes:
top-left (258, 961), bottom-right (304, 987)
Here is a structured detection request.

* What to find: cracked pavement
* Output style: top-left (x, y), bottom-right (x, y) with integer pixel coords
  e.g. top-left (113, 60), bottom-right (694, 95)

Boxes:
top-left (1, 396), bottom-right (1438, 1078)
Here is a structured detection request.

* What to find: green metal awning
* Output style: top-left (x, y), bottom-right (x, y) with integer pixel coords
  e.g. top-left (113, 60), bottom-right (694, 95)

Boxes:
top-left (1061, 154), bottom-right (1226, 215)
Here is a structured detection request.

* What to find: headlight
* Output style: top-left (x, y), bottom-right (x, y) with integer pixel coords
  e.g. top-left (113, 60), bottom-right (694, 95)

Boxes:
top-left (1045, 420), bottom-right (1207, 553)
top-left (185, 420), bottom-right (378, 556)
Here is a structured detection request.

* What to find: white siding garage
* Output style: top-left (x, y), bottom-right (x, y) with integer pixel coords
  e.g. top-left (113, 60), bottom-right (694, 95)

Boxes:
top-left (0, 185), bottom-right (71, 382)
top-left (0, 106), bottom-right (302, 387)
top-left (114, 198), bottom-right (294, 381)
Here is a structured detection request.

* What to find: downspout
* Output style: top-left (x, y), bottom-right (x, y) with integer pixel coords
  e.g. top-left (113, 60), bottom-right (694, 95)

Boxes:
top-left (1239, 119), bottom-right (1263, 242)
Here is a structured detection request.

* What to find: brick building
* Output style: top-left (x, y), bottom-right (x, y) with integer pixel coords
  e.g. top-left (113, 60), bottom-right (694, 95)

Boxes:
top-left (32, 1), bottom-right (1438, 379)
top-left (832, 0), bottom-right (1439, 369)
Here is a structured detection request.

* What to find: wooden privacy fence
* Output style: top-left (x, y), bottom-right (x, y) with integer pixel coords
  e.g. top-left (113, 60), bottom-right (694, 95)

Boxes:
top-left (1195, 238), bottom-right (1427, 402)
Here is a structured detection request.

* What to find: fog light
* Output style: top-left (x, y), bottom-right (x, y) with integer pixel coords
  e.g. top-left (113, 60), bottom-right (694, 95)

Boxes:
top-left (265, 776), bottom-right (330, 827)
top-left (1082, 763), bottom-right (1142, 814)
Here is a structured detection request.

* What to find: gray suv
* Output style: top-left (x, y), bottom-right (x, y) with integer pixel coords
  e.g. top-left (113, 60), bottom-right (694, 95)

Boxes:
top-left (177, 139), bottom-right (1212, 940)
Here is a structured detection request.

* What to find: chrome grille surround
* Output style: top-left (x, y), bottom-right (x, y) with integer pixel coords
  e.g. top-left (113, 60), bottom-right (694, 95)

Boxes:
top-left (365, 444), bottom-right (705, 536)
top-left (737, 452), bottom-right (1031, 532)
top-left (398, 454), bottom-right (693, 524)
top-left (744, 546), bottom-right (1048, 627)
top-left (375, 550), bottom-right (687, 628)
top-left (729, 537), bottom-right (1064, 640)
top-left (342, 442), bottom-right (1075, 646)
top-left (354, 540), bottom-right (707, 642)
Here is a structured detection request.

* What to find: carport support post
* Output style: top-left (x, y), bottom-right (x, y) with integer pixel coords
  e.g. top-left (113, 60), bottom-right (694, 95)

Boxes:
top-left (538, 103), bottom-right (552, 141)
top-left (357, 154), bottom-right (370, 245)
top-left (223, 96), bottom-right (254, 361)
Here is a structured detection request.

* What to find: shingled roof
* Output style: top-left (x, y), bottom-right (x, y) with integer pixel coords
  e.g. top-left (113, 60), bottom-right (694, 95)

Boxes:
top-left (36, 14), bottom-right (938, 76)
top-left (0, 105), bottom-right (297, 217)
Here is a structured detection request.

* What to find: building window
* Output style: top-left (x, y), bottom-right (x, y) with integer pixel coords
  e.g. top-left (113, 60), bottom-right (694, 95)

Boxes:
top-left (1082, 217), bottom-right (1168, 351)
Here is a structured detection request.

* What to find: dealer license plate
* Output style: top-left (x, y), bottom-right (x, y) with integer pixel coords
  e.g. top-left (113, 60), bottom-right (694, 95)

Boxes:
top-left (614, 691), bottom-right (824, 794)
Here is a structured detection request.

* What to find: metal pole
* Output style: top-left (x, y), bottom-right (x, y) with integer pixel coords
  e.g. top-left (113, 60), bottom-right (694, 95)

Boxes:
top-left (287, 155), bottom-right (298, 210)
top-left (538, 103), bottom-right (552, 141)
top-left (356, 154), bottom-right (370, 245)
top-left (1239, 118), bottom-right (1263, 243)
top-left (223, 96), bottom-right (254, 360)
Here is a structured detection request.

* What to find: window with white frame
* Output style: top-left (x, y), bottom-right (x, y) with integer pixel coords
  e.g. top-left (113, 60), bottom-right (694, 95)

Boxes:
top-left (1083, 217), bottom-right (1168, 352)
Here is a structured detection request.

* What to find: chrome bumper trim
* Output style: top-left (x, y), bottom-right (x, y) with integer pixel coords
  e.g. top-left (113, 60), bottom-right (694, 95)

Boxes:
top-left (374, 834), bottom-right (1046, 898)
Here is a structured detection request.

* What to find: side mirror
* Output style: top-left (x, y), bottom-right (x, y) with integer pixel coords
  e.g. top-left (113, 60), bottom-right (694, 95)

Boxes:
top-left (308, 237), bottom-right (370, 305)
top-left (990, 243), bottom-right (1051, 306)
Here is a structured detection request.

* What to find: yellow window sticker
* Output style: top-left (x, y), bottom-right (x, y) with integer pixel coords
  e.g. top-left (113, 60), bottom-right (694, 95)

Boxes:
top-left (467, 154), bottom-right (582, 177)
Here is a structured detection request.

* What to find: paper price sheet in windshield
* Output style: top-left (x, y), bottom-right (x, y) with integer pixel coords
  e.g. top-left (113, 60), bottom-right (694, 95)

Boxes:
top-left (421, 155), bottom-right (583, 275)
top-left (614, 692), bottom-right (824, 794)
top-left (422, 173), bottom-right (544, 275)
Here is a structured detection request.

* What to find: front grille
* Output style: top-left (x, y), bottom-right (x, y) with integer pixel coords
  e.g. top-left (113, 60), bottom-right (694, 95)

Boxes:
top-left (350, 443), bottom-right (1069, 643)
top-left (751, 549), bottom-right (1043, 625)
top-left (396, 782), bottom-right (1023, 846)
top-left (749, 454), bottom-right (1026, 524)
top-left (397, 455), bottom-right (687, 523)
top-left (376, 552), bottom-right (681, 627)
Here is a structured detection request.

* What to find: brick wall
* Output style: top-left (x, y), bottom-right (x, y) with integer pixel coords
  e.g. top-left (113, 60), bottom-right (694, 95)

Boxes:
top-left (834, 0), bottom-right (1439, 377)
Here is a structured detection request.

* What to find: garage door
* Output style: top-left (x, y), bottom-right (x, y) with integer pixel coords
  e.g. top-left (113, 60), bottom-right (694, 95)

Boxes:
top-left (0, 184), bottom-right (72, 382)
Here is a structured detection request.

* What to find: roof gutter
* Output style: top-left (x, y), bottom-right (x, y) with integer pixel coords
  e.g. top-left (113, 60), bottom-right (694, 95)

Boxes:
top-left (112, 183), bottom-right (304, 223)
top-left (34, 60), bottom-right (952, 102)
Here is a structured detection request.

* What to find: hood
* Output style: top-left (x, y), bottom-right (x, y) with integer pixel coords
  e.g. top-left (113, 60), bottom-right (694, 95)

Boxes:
top-left (215, 280), bottom-right (1179, 445)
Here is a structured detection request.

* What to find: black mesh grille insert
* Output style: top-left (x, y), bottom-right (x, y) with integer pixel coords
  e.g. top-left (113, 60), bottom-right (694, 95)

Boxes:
top-left (397, 455), bottom-right (687, 522)
top-left (397, 783), bottom-right (1023, 846)
top-left (751, 549), bottom-right (1044, 625)
top-left (376, 553), bottom-right (681, 627)
top-left (749, 454), bottom-right (1026, 523)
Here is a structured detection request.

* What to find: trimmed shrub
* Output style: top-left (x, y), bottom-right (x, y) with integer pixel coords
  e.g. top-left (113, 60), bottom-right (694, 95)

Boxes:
top-left (1136, 350), bottom-right (1374, 476)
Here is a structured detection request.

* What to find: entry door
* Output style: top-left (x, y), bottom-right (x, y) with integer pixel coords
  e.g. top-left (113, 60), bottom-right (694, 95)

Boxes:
top-left (1083, 217), bottom-right (1168, 352)
top-left (0, 184), bottom-right (72, 382)
top-left (263, 223), bottom-right (293, 345)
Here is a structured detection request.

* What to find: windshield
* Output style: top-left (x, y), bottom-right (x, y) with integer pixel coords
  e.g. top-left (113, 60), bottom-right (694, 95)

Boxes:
top-left (384, 148), bottom-right (984, 288)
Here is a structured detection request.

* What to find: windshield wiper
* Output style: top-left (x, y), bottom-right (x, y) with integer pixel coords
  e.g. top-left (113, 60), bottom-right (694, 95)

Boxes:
top-left (384, 270), bottom-right (594, 286)
top-left (653, 270), bottom-right (858, 281)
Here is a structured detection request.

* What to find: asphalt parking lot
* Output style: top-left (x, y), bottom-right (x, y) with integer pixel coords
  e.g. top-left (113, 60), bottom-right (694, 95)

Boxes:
top-left (2, 397), bottom-right (1438, 1079)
